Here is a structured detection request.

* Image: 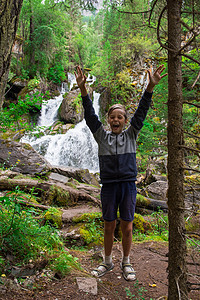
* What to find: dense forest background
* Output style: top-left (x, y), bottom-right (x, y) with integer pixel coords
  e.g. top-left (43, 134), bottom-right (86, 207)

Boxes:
top-left (2, 0), bottom-right (200, 170)
top-left (0, 1), bottom-right (200, 299)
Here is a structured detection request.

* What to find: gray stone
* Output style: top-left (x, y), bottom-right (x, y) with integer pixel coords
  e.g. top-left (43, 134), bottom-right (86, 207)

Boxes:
top-left (145, 181), bottom-right (168, 200)
top-left (49, 172), bottom-right (69, 184)
top-left (76, 277), bottom-right (98, 295)
top-left (0, 139), bottom-right (51, 176)
top-left (62, 205), bottom-right (101, 223)
top-left (58, 89), bottom-right (84, 124)
top-left (51, 165), bottom-right (100, 187)
top-left (58, 86), bottom-right (93, 124)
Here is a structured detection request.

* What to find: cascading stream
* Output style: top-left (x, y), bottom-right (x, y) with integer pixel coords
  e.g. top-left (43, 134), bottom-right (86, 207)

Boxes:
top-left (44, 91), bottom-right (99, 172)
top-left (21, 74), bottom-right (99, 172)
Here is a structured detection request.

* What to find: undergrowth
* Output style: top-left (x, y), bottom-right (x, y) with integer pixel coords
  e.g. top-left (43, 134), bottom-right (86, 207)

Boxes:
top-left (0, 186), bottom-right (199, 281)
top-left (0, 188), bottom-right (81, 278)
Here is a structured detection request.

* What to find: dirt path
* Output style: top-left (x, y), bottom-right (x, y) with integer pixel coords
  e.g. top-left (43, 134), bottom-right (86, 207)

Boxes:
top-left (1, 241), bottom-right (199, 300)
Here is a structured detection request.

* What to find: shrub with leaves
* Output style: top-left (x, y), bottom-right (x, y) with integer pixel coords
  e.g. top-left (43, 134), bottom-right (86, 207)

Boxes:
top-left (0, 188), bottom-right (80, 276)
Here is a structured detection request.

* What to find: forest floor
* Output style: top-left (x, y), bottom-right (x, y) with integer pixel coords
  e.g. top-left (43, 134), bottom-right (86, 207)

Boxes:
top-left (1, 241), bottom-right (199, 300)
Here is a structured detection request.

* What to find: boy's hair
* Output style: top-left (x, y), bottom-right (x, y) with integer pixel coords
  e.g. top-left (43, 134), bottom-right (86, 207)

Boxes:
top-left (108, 104), bottom-right (127, 120)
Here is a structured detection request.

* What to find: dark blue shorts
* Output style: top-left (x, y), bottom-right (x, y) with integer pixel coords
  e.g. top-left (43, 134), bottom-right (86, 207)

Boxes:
top-left (100, 181), bottom-right (137, 222)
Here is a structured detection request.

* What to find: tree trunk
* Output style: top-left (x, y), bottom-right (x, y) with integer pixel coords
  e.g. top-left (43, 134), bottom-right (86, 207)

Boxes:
top-left (167, 0), bottom-right (188, 299)
top-left (0, 0), bottom-right (23, 108)
top-left (29, 0), bottom-right (35, 76)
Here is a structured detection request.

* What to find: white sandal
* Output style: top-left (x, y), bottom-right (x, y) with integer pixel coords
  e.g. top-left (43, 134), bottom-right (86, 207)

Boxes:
top-left (91, 262), bottom-right (114, 277)
top-left (121, 263), bottom-right (136, 281)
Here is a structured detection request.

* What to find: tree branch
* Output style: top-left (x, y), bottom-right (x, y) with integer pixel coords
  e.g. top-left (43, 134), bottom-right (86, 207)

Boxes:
top-left (115, 7), bottom-right (151, 15)
top-left (157, 5), bottom-right (178, 53)
top-left (178, 34), bottom-right (196, 54)
top-left (191, 71), bottom-right (200, 88)
top-left (183, 101), bottom-right (200, 108)
top-left (148, 0), bottom-right (160, 25)
top-left (179, 145), bottom-right (200, 154)
top-left (182, 10), bottom-right (200, 15)
top-left (183, 167), bottom-right (200, 174)
top-left (184, 131), bottom-right (200, 140)
top-left (181, 53), bottom-right (200, 66)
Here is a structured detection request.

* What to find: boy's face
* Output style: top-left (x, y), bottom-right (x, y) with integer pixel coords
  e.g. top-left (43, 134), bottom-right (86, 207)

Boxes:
top-left (108, 108), bottom-right (127, 134)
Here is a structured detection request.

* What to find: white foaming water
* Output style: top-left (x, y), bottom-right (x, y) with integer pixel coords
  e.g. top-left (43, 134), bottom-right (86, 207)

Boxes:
top-left (21, 74), bottom-right (99, 172)
top-left (43, 91), bottom-right (100, 172)
top-left (38, 73), bottom-right (77, 128)
top-left (37, 85), bottom-right (65, 128)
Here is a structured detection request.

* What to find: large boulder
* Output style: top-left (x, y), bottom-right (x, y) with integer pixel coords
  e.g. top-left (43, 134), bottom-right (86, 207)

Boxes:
top-left (58, 89), bottom-right (83, 124)
top-left (142, 180), bottom-right (168, 201)
top-left (58, 86), bottom-right (93, 124)
top-left (51, 165), bottom-right (100, 187)
top-left (0, 139), bottom-right (51, 176)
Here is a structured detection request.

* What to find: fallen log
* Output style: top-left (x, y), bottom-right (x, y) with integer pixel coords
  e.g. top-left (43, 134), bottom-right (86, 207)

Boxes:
top-left (0, 177), bottom-right (101, 207)
top-left (136, 195), bottom-right (168, 212)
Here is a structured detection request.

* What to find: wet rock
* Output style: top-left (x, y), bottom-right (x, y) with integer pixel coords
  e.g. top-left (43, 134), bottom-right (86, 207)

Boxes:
top-left (58, 89), bottom-right (84, 124)
top-left (0, 138), bottom-right (51, 176)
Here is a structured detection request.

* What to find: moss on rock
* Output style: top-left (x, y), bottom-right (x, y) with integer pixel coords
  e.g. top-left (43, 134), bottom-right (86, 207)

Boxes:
top-left (136, 194), bottom-right (151, 207)
top-left (72, 212), bottom-right (104, 246)
top-left (133, 213), bottom-right (152, 233)
top-left (48, 186), bottom-right (71, 207)
top-left (43, 208), bottom-right (63, 229)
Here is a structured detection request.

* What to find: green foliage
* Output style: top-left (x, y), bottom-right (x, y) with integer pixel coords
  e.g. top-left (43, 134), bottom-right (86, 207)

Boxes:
top-left (0, 188), bottom-right (79, 276)
top-left (73, 212), bottom-right (104, 245)
top-left (0, 91), bottom-right (43, 133)
top-left (137, 62), bottom-right (168, 158)
top-left (0, 256), bottom-right (6, 275)
top-left (50, 252), bottom-right (81, 278)
top-left (0, 189), bottom-right (60, 261)
top-left (133, 211), bottom-right (168, 242)
top-left (47, 63), bottom-right (66, 84)
top-left (125, 280), bottom-right (147, 299)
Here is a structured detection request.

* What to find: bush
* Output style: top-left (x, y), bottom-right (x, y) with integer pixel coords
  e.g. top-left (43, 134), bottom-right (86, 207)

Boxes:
top-left (0, 189), bottom-right (79, 276)
top-left (47, 64), bottom-right (66, 84)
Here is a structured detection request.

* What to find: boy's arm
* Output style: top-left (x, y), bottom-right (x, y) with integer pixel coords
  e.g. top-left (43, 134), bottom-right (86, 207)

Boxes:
top-left (131, 65), bottom-right (167, 131)
top-left (130, 90), bottom-right (153, 131)
top-left (75, 66), bottom-right (101, 133)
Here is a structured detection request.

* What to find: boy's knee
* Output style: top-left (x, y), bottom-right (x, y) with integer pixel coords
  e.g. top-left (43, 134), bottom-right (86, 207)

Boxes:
top-left (104, 220), bottom-right (116, 234)
top-left (120, 220), bottom-right (133, 236)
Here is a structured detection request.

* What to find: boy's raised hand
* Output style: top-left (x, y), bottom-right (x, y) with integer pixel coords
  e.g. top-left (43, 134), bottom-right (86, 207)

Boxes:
top-left (146, 64), bottom-right (168, 92)
top-left (75, 66), bottom-right (86, 88)
top-left (75, 65), bottom-right (88, 96)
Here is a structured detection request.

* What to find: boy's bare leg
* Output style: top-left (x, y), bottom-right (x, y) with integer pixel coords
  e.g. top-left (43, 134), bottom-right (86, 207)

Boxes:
top-left (120, 220), bottom-right (133, 256)
top-left (120, 220), bottom-right (136, 281)
top-left (91, 220), bottom-right (116, 277)
top-left (104, 220), bottom-right (116, 256)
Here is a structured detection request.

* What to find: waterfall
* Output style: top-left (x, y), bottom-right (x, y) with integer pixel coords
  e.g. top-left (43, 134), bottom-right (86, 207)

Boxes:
top-left (44, 91), bottom-right (99, 172)
top-left (21, 74), bottom-right (99, 173)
